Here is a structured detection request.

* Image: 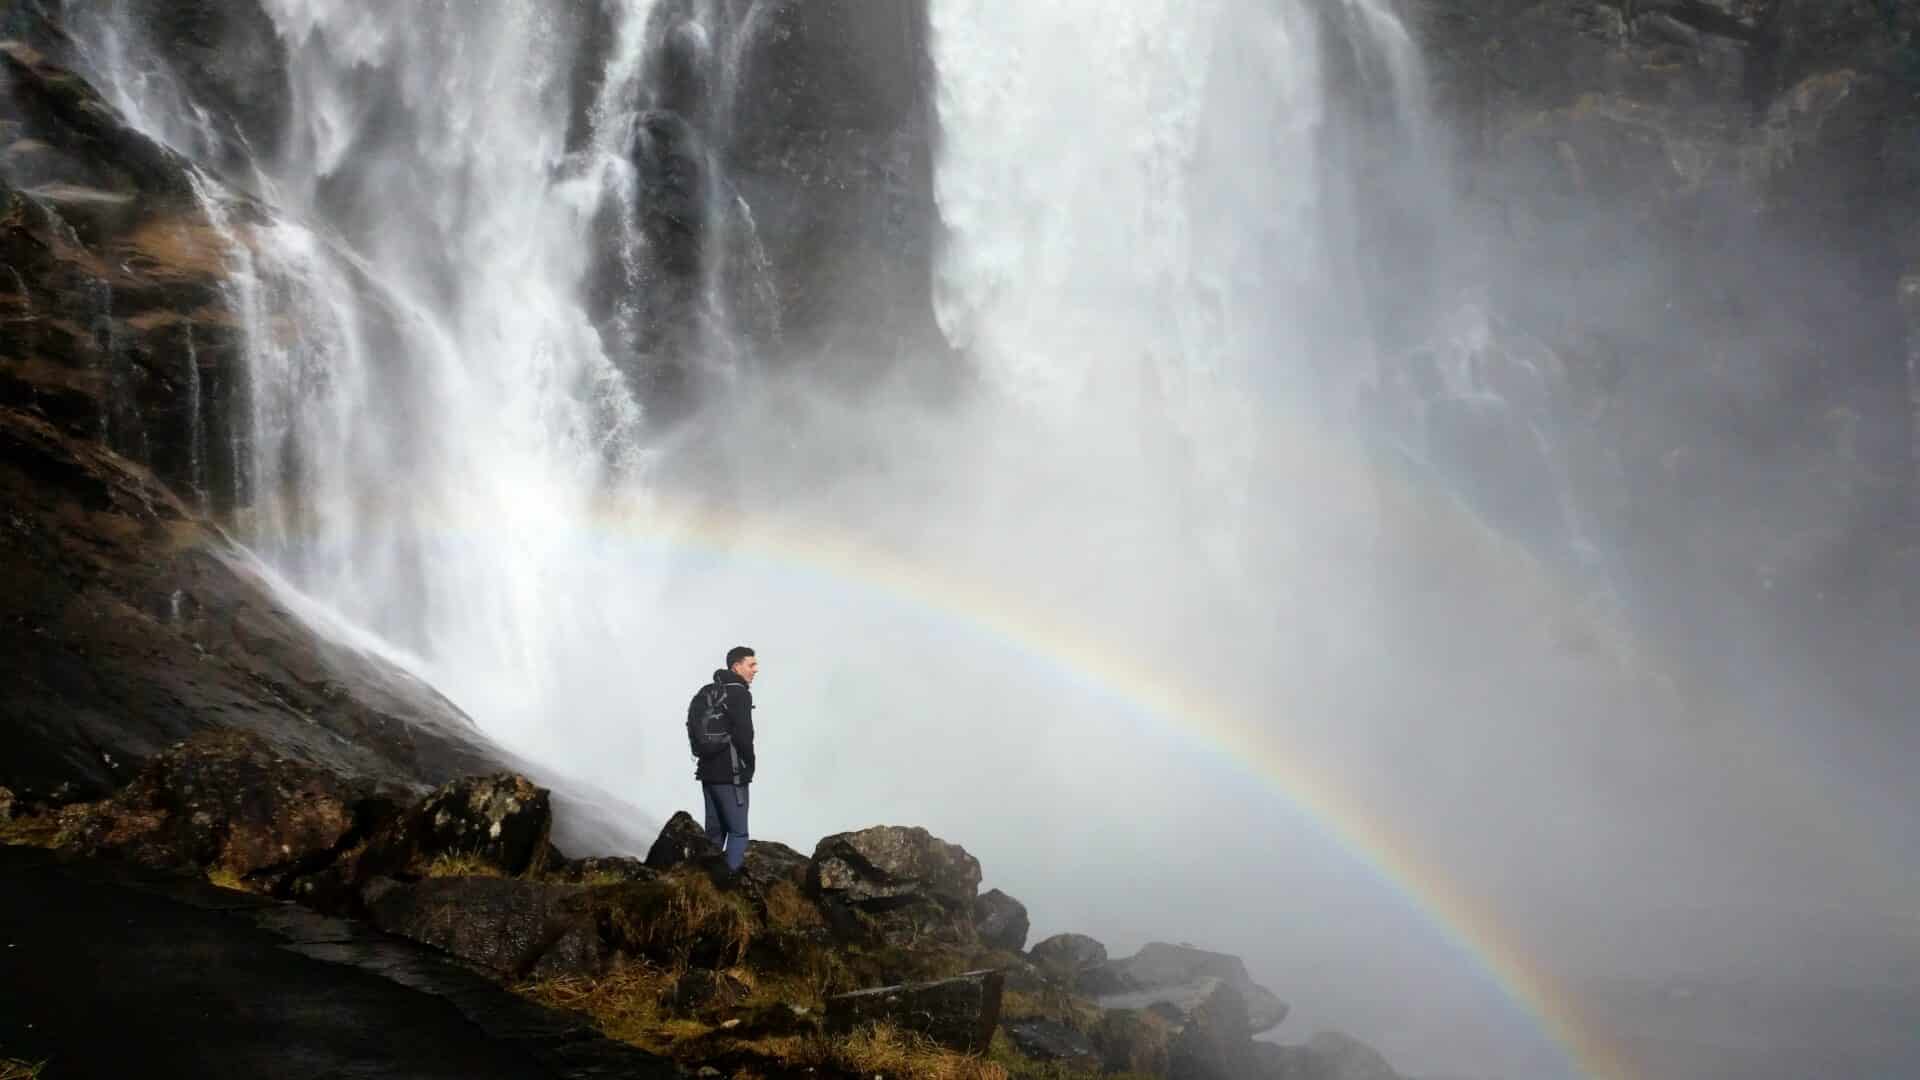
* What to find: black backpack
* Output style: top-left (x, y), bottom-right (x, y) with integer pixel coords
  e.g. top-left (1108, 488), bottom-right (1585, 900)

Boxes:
top-left (686, 683), bottom-right (736, 765)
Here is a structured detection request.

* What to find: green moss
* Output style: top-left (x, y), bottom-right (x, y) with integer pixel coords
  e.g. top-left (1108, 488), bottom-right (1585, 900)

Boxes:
top-left (421, 853), bottom-right (507, 879)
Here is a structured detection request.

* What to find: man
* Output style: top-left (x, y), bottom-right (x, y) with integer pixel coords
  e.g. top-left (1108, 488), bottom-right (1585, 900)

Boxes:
top-left (690, 646), bottom-right (757, 875)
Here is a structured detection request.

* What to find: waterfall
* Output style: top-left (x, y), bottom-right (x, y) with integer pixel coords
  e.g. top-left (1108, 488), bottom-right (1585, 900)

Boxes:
top-left (76, 3), bottom-right (667, 750)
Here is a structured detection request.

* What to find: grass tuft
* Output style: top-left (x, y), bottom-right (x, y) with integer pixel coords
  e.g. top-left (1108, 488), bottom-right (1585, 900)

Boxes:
top-left (793, 1023), bottom-right (1010, 1080)
top-left (0, 805), bottom-right (90, 850)
top-left (423, 853), bottom-right (508, 879)
top-left (0, 1057), bottom-right (46, 1080)
top-left (205, 866), bottom-right (250, 892)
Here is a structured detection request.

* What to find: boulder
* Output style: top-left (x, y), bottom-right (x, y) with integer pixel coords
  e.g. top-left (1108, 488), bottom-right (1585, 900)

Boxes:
top-left (974, 888), bottom-right (1030, 952)
top-left (824, 969), bottom-right (1005, 1054)
top-left (1028, 932), bottom-right (1108, 982)
top-left (1255, 1031), bottom-right (1403, 1080)
top-left (72, 729), bottom-right (376, 890)
top-left (1004, 1018), bottom-right (1098, 1065)
top-left (363, 875), bottom-right (600, 979)
top-left (1164, 978), bottom-right (1257, 1080)
top-left (414, 774), bottom-right (552, 877)
top-left (1090, 1008), bottom-right (1174, 1076)
top-left (1093, 942), bottom-right (1289, 1034)
top-left (643, 809), bottom-right (710, 869)
top-left (644, 810), bottom-right (808, 884)
top-left (808, 825), bottom-right (983, 911)
top-left (742, 838), bottom-right (811, 885)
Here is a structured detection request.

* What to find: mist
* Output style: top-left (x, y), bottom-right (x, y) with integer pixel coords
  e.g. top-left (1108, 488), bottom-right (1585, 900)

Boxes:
top-left (60, 0), bottom-right (1920, 1076)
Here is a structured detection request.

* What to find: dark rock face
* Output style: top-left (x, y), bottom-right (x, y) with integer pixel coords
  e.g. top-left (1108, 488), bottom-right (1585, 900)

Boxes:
top-left (644, 809), bottom-right (712, 869)
top-left (1093, 942), bottom-right (1290, 1035)
top-left (1164, 978), bottom-right (1256, 1080)
top-left (1004, 1018), bottom-right (1099, 1065)
top-left (415, 774), bottom-right (553, 878)
top-left (365, 875), bottom-right (600, 980)
top-left (50, 0), bottom-right (291, 186)
top-left (0, 39), bottom-right (531, 816)
top-left (973, 887), bottom-right (1031, 953)
top-left (1091, 1009), bottom-right (1175, 1076)
top-left (0, 400), bottom-right (507, 811)
top-left (600, 0), bottom-right (950, 419)
top-left (823, 969), bottom-right (1005, 1054)
top-left (1396, 0), bottom-right (1920, 724)
top-left (1028, 932), bottom-right (1109, 983)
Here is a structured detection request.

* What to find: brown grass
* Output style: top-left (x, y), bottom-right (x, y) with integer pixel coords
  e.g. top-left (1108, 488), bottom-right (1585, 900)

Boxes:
top-left (594, 869), bottom-right (757, 969)
top-left (0, 805), bottom-right (91, 850)
top-left (791, 1024), bottom-right (1010, 1080)
top-left (521, 965), bottom-right (681, 1049)
top-left (0, 1058), bottom-right (45, 1080)
top-left (761, 879), bottom-right (825, 931)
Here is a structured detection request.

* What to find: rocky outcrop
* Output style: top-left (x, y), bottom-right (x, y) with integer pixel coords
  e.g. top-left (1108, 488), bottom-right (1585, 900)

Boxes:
top-left (974, 887), bottom-right (1031, 953)
top-left (1164, 978), bottom-right (1257, 1080)
top-left (1092, 942), bottom-right (1291, 1035)
top-left (643, 809), bottom-right (810, 885)
top-left (414, 774), bottom-right (552, 878)
top-left (9, 733), bottom-right (1336, 1078)
top-left (808, 824), bottom-right (983, 944)
top-left (823, 970), bottom-right (1006, 1054)
top-left (1029, 932), bottom-right (1111, 984)
top-left (73, 728), bottom-right (379, 890)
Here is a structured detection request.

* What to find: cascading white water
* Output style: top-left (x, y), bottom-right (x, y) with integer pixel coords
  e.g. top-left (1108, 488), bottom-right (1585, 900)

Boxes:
top-left (78, 2), bottom-right (674, 752)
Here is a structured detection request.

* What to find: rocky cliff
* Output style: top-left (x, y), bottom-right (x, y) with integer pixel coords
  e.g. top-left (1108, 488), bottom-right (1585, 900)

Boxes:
top-left (1395, 0), bottom-right (1920, 725)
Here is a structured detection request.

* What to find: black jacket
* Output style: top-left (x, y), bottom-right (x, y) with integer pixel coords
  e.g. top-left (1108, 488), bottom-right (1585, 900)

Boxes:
top-left (693, 668), bottom-right (755, 785)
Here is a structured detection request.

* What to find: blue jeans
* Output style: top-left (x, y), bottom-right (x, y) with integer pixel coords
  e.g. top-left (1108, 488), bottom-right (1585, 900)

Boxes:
top-left (701, 783), bottom-right (750, 873)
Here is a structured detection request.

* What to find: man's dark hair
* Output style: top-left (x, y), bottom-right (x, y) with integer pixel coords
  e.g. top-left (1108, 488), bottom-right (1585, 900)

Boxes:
top-left (726, 645), bottom-right (756, 668)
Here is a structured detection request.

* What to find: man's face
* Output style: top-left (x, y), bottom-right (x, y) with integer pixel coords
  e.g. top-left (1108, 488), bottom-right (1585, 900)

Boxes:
top-left (733, 655), bottom-right (759, 684)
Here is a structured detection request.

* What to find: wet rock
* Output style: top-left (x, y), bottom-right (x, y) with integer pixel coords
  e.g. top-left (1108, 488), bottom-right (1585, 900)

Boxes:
top-left (1093, 942), bottom-right (1290, 1034)
top-left (1028, 932), bottom-right (1108, 983)
top-left (72, 729), bottom-right (376, 890)
top-left (974, 887), bottom-right (1030, 952)
top-left (414, 774), bottom-right (552, 877)
top-left (824, 969), bottom-right (1005, 1054)
top-left (0, 403), bottom-right (510, 814)
top-left (809, 825), bottom-right (982, 910)
top-left (643, 810), bottom-right (806, 886)
top-left (1257, 1031), bottom-right (1404, 1080)
top-left (1004, 1018), bottom-right (1098, 1065)
top-left (364, 875), bottom-right (599, 979)
top-left (1090, 1008), bottom-right (1174, 1076)
top-left (643, 809), bottom-right (710, 868)
top-left (1164, 978), bottom-right (1256, 1080)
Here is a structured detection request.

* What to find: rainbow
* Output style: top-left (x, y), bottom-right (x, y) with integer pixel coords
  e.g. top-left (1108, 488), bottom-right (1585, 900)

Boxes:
top-left (586, 490), bottom-right (1635, 1080)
